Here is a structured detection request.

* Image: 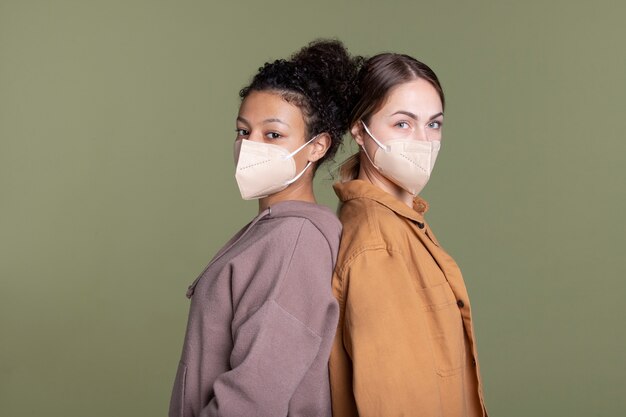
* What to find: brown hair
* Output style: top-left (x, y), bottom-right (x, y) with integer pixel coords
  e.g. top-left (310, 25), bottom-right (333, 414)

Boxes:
top-left (339, 53), bottom-right (445, 181)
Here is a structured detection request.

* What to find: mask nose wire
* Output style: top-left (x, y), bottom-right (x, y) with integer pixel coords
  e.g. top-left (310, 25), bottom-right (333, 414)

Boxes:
top-left (284, 161), bottom-right (313, 185)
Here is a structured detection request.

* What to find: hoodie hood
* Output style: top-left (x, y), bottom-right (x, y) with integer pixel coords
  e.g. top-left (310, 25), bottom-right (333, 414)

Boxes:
top-left (185, 200), bottom-right (341, 298)
top-left (262, 200), bottom-right (341, 262)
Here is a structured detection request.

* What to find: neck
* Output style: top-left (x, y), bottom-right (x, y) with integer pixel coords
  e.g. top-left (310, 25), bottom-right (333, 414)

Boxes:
top-left (357, 154), bottom-right (414, 208)
top-left (258, 175), bottom-right (317, 213)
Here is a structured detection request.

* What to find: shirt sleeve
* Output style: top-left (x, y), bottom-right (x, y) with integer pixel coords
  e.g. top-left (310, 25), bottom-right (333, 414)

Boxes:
top-left (201, 220), bottom-right (337, 417)
top-left (341, 248), bottom-right (438, 417)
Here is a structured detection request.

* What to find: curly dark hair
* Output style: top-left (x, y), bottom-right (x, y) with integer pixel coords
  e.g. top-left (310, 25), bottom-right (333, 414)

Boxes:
top-left (239, 39), bottom-right (362, 168)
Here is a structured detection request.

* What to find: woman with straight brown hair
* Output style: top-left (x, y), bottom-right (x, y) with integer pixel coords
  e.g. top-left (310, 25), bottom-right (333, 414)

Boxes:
top-left (329, 53), bottom-right (488, 416)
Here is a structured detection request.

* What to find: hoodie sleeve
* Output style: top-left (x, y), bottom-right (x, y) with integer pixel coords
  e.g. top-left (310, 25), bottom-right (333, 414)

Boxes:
top-left (200, 219), bottom-right (338, 417)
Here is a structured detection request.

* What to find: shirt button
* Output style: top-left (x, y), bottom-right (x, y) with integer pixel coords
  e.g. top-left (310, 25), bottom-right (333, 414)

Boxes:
top-left (416, 222), bottom-right (425, 229)
top-left (457, 299), bottom-right (465, 308)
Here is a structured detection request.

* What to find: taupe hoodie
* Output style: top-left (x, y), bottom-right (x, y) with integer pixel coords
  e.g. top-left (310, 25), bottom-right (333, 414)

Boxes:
top-left (169, 200), bottom-right (341, 417)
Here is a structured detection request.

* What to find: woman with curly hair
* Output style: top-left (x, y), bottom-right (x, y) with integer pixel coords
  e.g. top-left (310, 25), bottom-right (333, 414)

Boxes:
top-left (329, 53), bottom-right (488, 416)
top-left (168, 40), bottom-right (360, 417)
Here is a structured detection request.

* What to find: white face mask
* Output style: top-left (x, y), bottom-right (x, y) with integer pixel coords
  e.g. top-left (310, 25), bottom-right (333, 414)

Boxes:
top-left (361, 121), bottom-right (441, 196)
top-left (233, 136), bottom-right (317, 200)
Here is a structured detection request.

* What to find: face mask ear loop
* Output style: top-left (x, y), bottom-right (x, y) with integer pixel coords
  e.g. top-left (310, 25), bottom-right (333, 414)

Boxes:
top-left (360, 143), bottom-right (379, 170)
top-left (283, 134), bottom-right (320, 185)
top-left (282, 134), bottom-right (320, 160)
top-left (360, 121), bottom-right (389, 151)
top-left (359, 121), bottom-right (386, 170)
top-left (285, 161), bottom-right (313, 185)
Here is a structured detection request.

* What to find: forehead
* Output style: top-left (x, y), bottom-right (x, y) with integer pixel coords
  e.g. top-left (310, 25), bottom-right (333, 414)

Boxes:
top-left (238, 90), bottom-right (306, 127)
top-left (379, 79), bottom-right (443, 116)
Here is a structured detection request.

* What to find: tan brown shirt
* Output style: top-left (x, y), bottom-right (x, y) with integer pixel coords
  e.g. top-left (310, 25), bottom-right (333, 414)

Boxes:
top-left (330, 180), bottom-right (487, 417)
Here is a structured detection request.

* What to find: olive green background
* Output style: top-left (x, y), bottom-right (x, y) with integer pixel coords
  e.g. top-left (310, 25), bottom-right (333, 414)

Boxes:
top-left (1, 0), bottom-right (625, 416)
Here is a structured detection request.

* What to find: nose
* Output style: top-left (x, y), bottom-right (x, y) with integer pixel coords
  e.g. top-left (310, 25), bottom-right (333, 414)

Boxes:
top-left (247, 130), bottom-right (265, 143)
top-left (412, 126), bottom-right (437, 142)
top-left (420, 125), bottom-right (442, 142)
top-left (414, 126), bottom-right (429, 141)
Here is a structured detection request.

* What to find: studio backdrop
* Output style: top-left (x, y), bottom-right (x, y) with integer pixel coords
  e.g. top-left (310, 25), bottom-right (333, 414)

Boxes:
top-left (1, 1), bottom-right (625, 416)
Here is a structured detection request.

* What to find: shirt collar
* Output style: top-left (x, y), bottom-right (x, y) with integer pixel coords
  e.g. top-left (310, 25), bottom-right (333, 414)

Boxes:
top-left (333, 179), bottom-right (429, 223)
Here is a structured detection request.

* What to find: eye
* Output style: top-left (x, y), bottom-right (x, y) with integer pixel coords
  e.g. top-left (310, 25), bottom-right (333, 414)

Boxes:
top-left (266, 132), bottom-right (282, 140)
top-left (395, 121), bottom-right (410, 129)
top-left (428, 120), bottom-right (443, 129)
top-left (235, 128), bottom-right (249, 137)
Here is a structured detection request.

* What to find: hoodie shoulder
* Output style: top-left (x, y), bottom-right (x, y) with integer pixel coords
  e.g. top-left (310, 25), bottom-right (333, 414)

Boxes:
top-left (266, 201), bottom-right (341, 260)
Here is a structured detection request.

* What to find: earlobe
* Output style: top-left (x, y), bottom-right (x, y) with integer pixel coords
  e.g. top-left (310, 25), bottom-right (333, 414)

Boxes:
top-left (308, 133), bottom-right (331, 162)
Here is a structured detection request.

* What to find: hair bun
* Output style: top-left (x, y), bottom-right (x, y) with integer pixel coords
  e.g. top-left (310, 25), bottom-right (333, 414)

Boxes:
top-left (240, 39), bottom-right (362, 165)
top-left (291, 40), bottom-right (362, 161)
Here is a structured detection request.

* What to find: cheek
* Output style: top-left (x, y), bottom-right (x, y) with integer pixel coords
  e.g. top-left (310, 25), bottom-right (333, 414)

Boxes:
top-left (362, 137), bottom-right (380, 158)
top-left (429, 130), bottom-right (443, 142)
top-left (378, 125), bottom-right (401, 139)
top-left (293, 146), bottom-right (311, 169)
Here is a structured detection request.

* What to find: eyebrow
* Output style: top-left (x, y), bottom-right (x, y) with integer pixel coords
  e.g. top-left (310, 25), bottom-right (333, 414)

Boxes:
top-left (390, 111), bottom-right (444, 120)
top-left (236, 116), bottom-right (290, 127)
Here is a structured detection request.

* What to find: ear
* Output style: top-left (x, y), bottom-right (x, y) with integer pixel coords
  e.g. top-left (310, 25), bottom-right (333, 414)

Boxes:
top-left (307, 133), bottom-right (331, 162)
top-left (351, 122), bottom-right (365, 146)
